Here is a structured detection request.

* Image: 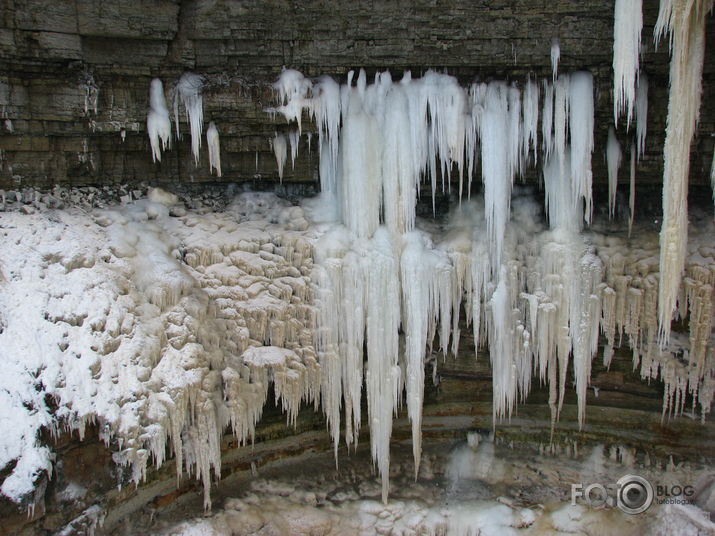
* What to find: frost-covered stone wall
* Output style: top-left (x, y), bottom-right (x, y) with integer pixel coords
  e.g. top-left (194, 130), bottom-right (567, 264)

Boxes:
top-left (0, 0), bottom-right (713, 189)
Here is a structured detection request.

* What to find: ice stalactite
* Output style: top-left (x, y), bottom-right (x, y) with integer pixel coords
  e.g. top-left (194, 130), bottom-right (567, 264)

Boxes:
top-left (206, 122), bottom-right (221, 177)
top-left (569, 72), bottom-right (595, 225)
top-left (607, 126), bottom-right (622, 219)
top-left (551, 38), bottom-right (560, 81)
top-left (629, 142), bottom-right (637, 236)
top-left (173, 73), bottom-right (204, 165)
top-left (710, 146), bottom-right (715, 203)
top-left (272, 133), bottom-right (287, 181)
top-left (288, 130), bottom-right (300, 170)
top-left (636, 72), bottom-right (649, 159)
top-left (273, 69), bottom-right (312, 133)
top-left (542, 81), bottom-right (554, 163)
top-left (654, 0), bottom-right (713, 344)
top-left (480, 82), bottom-right (515, 271)
top-left (147, 79), bottom-right (171, 163)
top-left (613, 0), bottom-right (643, 128)
top-left (522, 78), bottom-right (539, 168)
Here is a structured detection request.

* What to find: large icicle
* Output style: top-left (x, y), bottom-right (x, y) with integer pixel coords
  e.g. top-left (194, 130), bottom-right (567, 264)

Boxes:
top-left (569, 72), bottom-right (595, 225)
top-left (612, 0), bottom-right (643, 128)
top-left (607, 126), bottom-right (622, 219)
top-left (173, 72), bottom-right (204, 165)
top-left (551, 38), bottom-right (560, 81)
top-left (635, 72), bottom-right (649, 159)
top-left (206, 122), bottom-right (221, 177)
top-left (147, 79), bottom-right (171, 163)
top-left (654, 0), bottom-right (712, 343)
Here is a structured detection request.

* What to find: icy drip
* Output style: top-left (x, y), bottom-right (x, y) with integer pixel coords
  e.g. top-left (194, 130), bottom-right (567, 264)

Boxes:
top-left (635, 73), bottom-right (649, 159)
top-left (173, 73), bottom-right (204, 165)
top-left (551, 38), bottom-right (560, 81)
top-left (147, 79), bottom-right (171, 163)
top-left (654, 0), bottom-right (712, 344)
top-left (206, 122), bottom-right (221, 177)
top-left (272, 133), bottom-right (287, 181)
top-left (568, 72), bottom-right (595, 225)
top-left (629, 143), bottom-right (636, 236)
top-left (607, 126), bottom-right (622, 219)
top-left (613, 0), bottom-right (643, 128)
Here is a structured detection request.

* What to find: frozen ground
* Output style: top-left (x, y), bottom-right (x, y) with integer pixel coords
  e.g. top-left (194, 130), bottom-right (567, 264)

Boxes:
top-left (0, 186), bottom-right (713, 517)
top-left (137, 435), bottom-right (715, 536)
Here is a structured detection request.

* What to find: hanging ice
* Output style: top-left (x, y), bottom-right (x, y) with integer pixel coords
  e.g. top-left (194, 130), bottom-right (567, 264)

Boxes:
top-left (146, 78), bottom-right (171, 163)
top-left (569, 72), bottom-right (595, 224)
top-left (206, 122), bottom-right (221, 177)
top-left (635, 72), bottom-right (649, 159)
top-left (272, 133), bottom-right (288, 181)
top-left (654, 0), bottom-right (712, 343)
top-left (551, 38), bottom-right (560, 81)
top-left (173, 72), bottom-right (204, 165)
top-left (612, 0), bottom-right (643, 128)
top-left (607, 126), bottom-right (622, 219)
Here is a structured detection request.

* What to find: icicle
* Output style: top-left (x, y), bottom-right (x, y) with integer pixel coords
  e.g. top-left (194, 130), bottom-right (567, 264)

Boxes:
top-left (173, 72), bottom-right (204, 165)
top-left (607, 126), bottom-right (622, 219)
top-left (273, 69), bottom-right (312, 133)
top-left (147, 79), bottom-right (171, 163)
top-left (629, 142), bottom-right (636, 236)
top-left (636, 72), bottom-right (649, 159)
top-left (551, 38), bottom-right (560, 81)
top-left (522, 78), bottom-right (539, 167)
top-left (206, 122), bottom-right (221, 177)
top-left (710, 145), bottom-right (715, 204)
top-left (542, 81), bottom-right (554, 162)
top-left (613, 0), bottom-right (643, 128)
top-left (654, 0), bottom-right (712, 344)
top-left (480, 82), bottom-right (513, 271)
top-left (288, 130), bottom-right (300, 169)
top-left (569, 72), bottom-right (595, 225)
top-left (273, 133), bottom-right (288, 181)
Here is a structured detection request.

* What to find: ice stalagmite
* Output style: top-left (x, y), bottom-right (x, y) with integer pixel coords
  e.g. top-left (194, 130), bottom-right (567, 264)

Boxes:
top-left (173, 72), bottom-right (204, 165)
top-left (613, 0), bottom-right (643, 128)
top-left (147, 79), bottom-right (171, 163)
top-left (607, 126), bottom-right (622, 219)
top-left (654, 0), bottom-right (713, 343)
top-left (206, 122), bottom-right (221, 177)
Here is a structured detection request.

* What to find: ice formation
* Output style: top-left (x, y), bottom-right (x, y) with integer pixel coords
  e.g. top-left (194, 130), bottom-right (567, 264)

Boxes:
top-left (206, 121), bottom-right (221, 177)
top-left (173, 72), bottom-right (204, 165)
top-left (636, 72), bottom-right (649, 159)
top-left (4, 28), bottom-right (715, 511)
top-left (550, 38), bottom-right (560, 81)
top-left (146, 79), bottom-right (171, 163)
top-left (612, 0), bottom-right (643, 128)
top-left (654, 0), bottom-right (713, 343)
top-left (607, 125), bottom-right (622, 219)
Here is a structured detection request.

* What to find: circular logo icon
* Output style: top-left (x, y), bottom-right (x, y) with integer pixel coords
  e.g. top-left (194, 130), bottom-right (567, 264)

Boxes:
top-left (616, 475), bottom-right (654, 514)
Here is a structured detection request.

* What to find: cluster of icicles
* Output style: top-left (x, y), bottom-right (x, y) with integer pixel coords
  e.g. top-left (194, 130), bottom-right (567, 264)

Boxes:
top-left (266, 57), bottom-right (714, 502)
top-left (134, 0), bottom-right (714, 507)
top-left (147, 73), bottom-right (222, 177)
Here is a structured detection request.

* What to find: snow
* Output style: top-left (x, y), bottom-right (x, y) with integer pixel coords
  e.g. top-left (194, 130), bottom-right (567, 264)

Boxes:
top-left (612, 0), bottom-right (643, 128)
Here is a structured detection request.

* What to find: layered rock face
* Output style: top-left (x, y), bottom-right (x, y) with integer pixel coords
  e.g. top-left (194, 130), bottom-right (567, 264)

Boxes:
top-left (0, 1), bottom-right (714, 535)
top-left (0, 0), bottom-right (713, 189)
